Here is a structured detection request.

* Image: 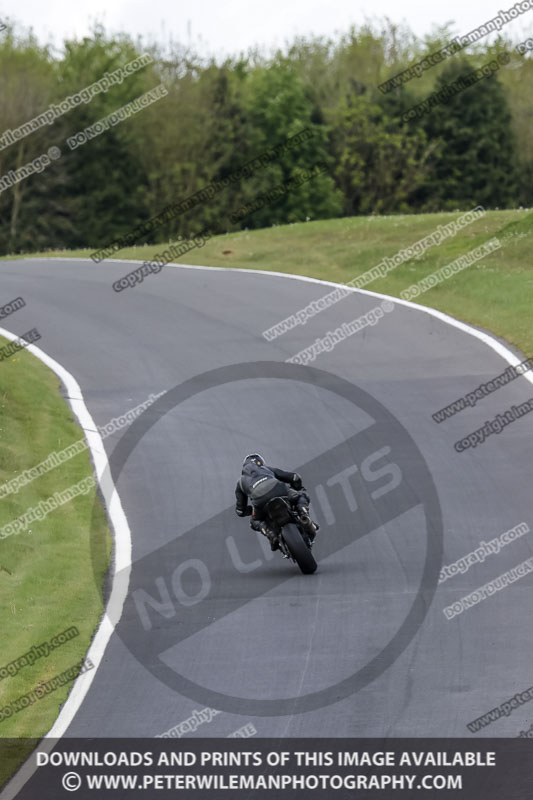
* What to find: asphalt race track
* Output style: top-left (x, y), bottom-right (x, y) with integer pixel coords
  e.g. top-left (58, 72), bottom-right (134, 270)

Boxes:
top-left (1, 257), bottom-right (532, 741)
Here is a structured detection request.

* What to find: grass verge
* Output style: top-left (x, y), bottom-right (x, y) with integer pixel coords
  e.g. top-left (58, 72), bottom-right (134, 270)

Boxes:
top-left (12, 207), bottom-right (532, 355)
top-left (0, 339), bottom-right (112, 787)
top-left (0, 207), bottom-right (530, 779)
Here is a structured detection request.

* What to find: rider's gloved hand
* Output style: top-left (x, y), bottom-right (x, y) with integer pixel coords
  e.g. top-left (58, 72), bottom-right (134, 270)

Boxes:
top-left (291, 473), bottom-right (303, 491)
top-left (236, 505), bottom-right (253, 517)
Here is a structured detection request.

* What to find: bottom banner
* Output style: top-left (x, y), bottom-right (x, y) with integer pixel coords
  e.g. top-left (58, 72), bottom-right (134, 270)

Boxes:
top-left (1, 739), bottom-right (532, 799)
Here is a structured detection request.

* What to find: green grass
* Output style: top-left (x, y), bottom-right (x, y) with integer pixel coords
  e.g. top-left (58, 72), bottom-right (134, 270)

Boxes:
top-left (12, 207), bottom-right (533, 355)
top-left (0, 342), bottom-right (112, 785)
top-left (0, 207), bottom-right (530, 780)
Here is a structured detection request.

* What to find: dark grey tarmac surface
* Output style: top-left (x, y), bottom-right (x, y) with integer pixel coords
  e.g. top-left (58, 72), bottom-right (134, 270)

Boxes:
top-left (1, 257), bottom-right (532, 740)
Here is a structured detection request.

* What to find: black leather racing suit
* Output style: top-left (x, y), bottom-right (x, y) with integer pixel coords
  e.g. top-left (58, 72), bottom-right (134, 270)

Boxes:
top-left (235, 463), bottom-right (310, 527)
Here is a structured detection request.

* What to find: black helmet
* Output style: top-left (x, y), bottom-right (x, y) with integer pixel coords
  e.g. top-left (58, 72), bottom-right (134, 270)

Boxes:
top-left (242, 453), bottom-right (264, 468)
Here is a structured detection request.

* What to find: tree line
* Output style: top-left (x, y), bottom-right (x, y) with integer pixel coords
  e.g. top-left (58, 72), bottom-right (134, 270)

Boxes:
top-left (0, 19), bottom-right (531, 255)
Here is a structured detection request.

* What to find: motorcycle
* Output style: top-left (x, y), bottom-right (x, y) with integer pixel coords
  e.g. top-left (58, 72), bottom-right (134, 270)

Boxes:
top-left (259, 495), bottom-right (318, 574)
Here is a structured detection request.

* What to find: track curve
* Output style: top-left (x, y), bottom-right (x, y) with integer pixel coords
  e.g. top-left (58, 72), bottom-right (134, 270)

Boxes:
top-left (1, 256), bottom-right (532, 742)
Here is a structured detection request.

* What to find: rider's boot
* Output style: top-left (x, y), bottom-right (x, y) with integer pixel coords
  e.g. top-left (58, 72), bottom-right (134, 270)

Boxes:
top-left (251, 518), bottom-right (281, 552)
top-left (256, 522), bottom-right (280, 551)
top-left (265, 529), bottom-right (280, 551)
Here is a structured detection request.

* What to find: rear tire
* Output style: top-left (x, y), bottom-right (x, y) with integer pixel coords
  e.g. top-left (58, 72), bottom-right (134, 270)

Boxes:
top-left (281, 524), bottom-right (317, 574)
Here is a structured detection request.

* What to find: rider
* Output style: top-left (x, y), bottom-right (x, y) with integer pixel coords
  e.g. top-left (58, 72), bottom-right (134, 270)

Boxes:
top-left (235, 454), bottom-right (319, 551)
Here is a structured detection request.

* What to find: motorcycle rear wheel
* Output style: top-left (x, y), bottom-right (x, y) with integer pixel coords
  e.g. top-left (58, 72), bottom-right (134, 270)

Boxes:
top-left (281, 524), bottom-right (317, 574)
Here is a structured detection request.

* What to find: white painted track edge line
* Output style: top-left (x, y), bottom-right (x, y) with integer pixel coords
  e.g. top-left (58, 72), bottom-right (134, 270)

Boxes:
top-left (0, 328), bottom-right (132, 799)
top-left (0, 254), bottom-right (530, 792)
top-left (15, 256), bottom-right (533, 386)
